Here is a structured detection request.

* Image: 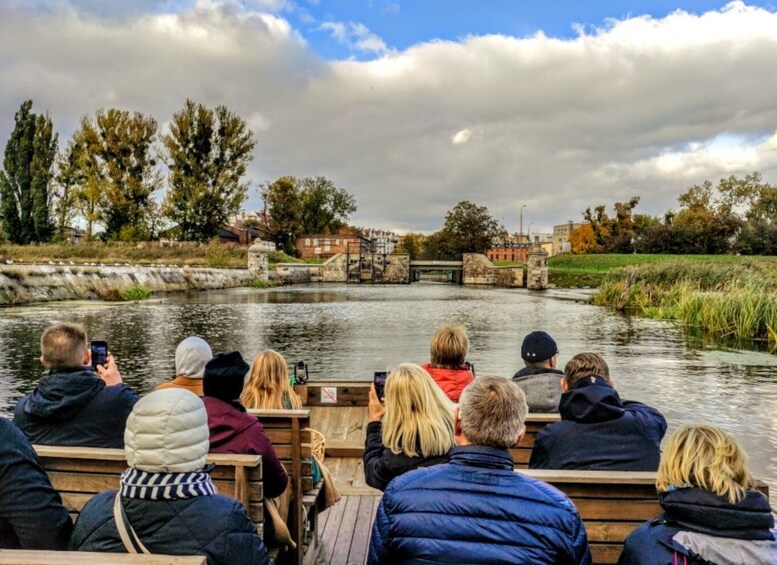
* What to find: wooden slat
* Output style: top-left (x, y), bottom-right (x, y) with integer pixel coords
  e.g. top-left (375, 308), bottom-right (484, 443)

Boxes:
top-left (291, 415), bottom-right (304, 565)
top-left (0, 551), bottom-right (206, 565)
top-left (522, 470), bottom-right (657, 484)
top-left (248, 408), bottom-right (311, 418)
top-left (329, 495), bottom-right (361, 564)
top-left (590, 544), bottom-right (624, 564)
top-left (34, 445), bottom-right (262, 469)
top-left (347, 495), bottom-right (380, 565)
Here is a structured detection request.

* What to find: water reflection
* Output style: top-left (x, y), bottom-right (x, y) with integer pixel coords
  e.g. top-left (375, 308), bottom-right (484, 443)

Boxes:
top-left (0, 284), bottom-right (775, 501)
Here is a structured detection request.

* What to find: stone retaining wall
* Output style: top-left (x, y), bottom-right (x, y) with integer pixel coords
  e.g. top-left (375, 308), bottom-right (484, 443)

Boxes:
top-left (0, 264), bottom-right (254, 306)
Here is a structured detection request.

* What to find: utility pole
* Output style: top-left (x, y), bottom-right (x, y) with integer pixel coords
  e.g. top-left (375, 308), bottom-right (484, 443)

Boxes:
top-left (519, 204), bottom-right (526, 243)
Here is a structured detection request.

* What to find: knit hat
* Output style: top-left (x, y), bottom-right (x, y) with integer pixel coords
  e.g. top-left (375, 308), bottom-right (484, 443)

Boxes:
top-left (124, 388), bottom-right (210, 473)
top-left (521, 331), bottom-right (558, 362)
top-left (203, 351), bottom-right (250, 408)
top-left (175, 336), bottom-right (212, 380)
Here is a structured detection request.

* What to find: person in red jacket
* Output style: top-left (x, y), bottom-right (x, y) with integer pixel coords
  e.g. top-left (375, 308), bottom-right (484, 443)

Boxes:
top-left (202, 351), bottom-right (288, 499)
top-left (421, 324), bottom-right (476, 403)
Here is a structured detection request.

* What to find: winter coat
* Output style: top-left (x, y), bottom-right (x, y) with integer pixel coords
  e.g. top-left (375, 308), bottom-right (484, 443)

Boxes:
top-left (618, 487), bottom-right (777, 564)
top-left (203, 396), bottom-right (289, 499)
top-left (0, 418), bottom-right (72, 550)
top-left (512, 367), bottom-right (564, 412)
top-left (70, 490), bottom-right (270, 565)
top-left (156, 376), bottom-right (204, 396)
top-left (529, 376), bottom-right (666, 471)
top-left (368, 445), bottom-right (592, 564)
top-left (14, 368), bottom-right (139, 448)
top-left (420, 363), bottom-right (475, 403)
top-left (362, 421), bottom-right (450, 491)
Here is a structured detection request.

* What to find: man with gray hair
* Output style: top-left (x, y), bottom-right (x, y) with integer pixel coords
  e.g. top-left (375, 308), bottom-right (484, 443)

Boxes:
top-left (368, 376), bottom-right (591, 564)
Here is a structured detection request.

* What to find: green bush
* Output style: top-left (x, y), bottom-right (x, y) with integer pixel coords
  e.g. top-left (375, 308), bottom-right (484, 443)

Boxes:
top-left (120, 285), bottom-right (152, 301)
top-left (246, 279), bottom-right (277, 289)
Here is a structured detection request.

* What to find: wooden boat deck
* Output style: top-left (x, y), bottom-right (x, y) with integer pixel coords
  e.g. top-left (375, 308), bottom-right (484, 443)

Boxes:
top-left (313, 494), bottom-right (381, 565)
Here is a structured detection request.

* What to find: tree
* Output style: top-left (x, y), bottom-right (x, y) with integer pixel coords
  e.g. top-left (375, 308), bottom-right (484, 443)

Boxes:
top-left (53, 138), bottom-right (84, 239)
top-left (396, 232), bottom-right (425, 259)
top-left (71, 109), bottom-right (161, 241)
top-left (162, 100), bottom-right (256, 242)
top-left (425, 201), bottom-right (503, 259)
top-left (568, 223), bottom-right (595, 254)
top-left (672, 180), bottom-right (741, 254)
top-left (0, 100), bottom-right (57, 243)
top-left (262, 175), bottom-right (357, 255)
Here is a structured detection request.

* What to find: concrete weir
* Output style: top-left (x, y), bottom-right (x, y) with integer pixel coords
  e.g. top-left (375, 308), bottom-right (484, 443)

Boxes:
top-left (0, 264), bottom-right (254, 306)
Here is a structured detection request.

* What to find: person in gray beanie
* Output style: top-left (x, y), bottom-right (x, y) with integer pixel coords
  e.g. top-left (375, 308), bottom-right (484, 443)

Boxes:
top-left (511, 331), bottom-right (564, 412)
top-left (155, 336), bottom-right (212, 396)
top-left (70, 388), bottom-right (270, 564)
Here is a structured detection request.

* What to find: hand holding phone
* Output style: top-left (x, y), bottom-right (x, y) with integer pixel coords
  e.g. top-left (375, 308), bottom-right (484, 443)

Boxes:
top-left (373, 371), bottom-right (388, 403)
top-left (90, 340), bottom-right (108, 370)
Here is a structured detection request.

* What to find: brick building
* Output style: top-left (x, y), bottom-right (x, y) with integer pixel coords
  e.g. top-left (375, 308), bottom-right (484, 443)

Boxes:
top-left (295, 234), bottom-right (363, 259)
top-left (486, 243), bottom-right (532, 264)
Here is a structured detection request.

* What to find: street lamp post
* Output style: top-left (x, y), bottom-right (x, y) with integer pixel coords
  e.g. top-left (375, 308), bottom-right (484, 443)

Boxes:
top-left (519, 204), bottom-right (526, 243)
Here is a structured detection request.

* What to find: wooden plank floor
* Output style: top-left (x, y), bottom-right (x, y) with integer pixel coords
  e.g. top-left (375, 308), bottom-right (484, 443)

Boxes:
top-left (313, 495), bottom-right (381, 565)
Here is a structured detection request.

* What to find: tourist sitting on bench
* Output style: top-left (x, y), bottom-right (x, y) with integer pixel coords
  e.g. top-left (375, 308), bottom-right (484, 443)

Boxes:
top-left (0, 418), bottom-right (72, 550)
top-left (511, 330), bottom-right (564, 412)
top-left (368, 377), bottom-right (591, 564)
top-left (363, 363), bottom-right (453, 491)
top-left (203, 351), bottom-right (288, 499)
top-left (421, 324), bottom-right (476, 403)
top-left (618, 424), bottom-right (777, 564)
top-left (14, 322), bottom-right (138, 448)
top-left (70, 388), bottom-right (270, 564)
top-left (529, 352), bottom-right (667, 471)
top-left (155, 336), bottom-right (212, 396)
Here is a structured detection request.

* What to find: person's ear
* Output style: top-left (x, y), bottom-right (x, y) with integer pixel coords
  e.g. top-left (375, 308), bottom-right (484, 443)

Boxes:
top-left (40, 355), bottom-right (49, 369)
top-left (453, 407), bottom-right (462, 437)
top-left (83, 348), bottom-right (91, 367)
top-left (513, 425), bottom-right (526, 448)
top-left (561, 378), bottom-right (569, 392)
top-left (550, 355), bottom-right (558, 369)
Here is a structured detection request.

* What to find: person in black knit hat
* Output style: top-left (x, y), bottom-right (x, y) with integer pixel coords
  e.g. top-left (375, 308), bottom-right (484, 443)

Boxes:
top-left (511, 331), bottom-right (564, 412)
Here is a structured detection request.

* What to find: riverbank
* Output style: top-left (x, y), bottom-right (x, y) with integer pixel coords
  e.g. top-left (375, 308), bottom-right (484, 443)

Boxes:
top-left (591, 258), bottom-right (777, 346)
top-left (0, 264), bottom-right (255, 305)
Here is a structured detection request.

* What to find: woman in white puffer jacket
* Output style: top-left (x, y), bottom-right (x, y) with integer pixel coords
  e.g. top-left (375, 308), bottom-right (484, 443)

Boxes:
top-left (71, 388), bottom-right (270, 565)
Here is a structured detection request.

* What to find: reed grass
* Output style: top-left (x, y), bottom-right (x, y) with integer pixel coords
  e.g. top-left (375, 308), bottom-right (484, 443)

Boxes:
top-left (119, 285), bottom-right (152, 301)
top-left (594, 261), bottom-right (777, 347)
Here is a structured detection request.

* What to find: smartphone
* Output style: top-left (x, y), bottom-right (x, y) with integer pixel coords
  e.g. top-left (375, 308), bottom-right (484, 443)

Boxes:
top-left (90, 340), bottom-right (108, 370)
top-left (373, 371), bottom-right (388, 403)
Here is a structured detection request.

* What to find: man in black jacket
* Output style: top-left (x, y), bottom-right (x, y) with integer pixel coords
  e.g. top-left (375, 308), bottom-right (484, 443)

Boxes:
top-left (529, 352), bottom-right (667, 471)
top-left (14, 323), bottom-right (139, 448)
top-left (0, 418), bottom-right (72, 550)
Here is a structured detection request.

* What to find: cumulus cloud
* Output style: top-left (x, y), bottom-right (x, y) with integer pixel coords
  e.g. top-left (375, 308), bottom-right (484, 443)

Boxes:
top-left (320, 21), bottom-right (390, 54)
top-left (1, 0), bottom-right (777, 234)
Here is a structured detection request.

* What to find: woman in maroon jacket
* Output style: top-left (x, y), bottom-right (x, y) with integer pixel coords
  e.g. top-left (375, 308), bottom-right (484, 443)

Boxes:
top-left (202, 351), bottom-right (289, 499)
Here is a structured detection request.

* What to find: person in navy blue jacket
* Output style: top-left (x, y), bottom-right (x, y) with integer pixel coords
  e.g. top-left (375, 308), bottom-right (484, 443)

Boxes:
top-left (529, 352), bottom-right (666, 471)
top-left (0, 418), bottom-right (72, 550)
top-left (14, 323), bottom-right (139, 448)
top-left (368, 376), bottom-right (591, 565)
top-left (618, 424), bottom-right (777, 564)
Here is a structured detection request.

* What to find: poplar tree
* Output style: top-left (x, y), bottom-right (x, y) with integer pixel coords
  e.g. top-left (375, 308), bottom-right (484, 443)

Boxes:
top-left (0, 100), bottom-right (57, 243)
top-left (162, 100), bottom-right (256, 242)
top-left (71, 109), bottom-right (160, 241)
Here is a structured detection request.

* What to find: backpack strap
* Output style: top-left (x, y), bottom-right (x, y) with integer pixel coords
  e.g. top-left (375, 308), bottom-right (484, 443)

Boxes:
top-left (113, 491), bottom-right (151, 554)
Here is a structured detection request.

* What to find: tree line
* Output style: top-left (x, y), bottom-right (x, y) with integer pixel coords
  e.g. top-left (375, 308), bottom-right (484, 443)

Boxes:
top-left (0, 100), bottom-right (357, 246)
top-left (569, 172), bottom-right (777, 255)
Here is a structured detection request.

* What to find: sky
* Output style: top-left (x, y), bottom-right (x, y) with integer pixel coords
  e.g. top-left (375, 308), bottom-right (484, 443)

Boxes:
top-left (2, 0), bottom-right (777, 235)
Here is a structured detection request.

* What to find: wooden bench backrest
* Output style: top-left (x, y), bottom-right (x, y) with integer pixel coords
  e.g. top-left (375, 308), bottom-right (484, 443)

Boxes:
top-left (510, 414), bottom-right (560, 468)
top-left (247, 408), bottom-right (315, 565)
top-left (0, 550), bottom-right (206, 565)
top-left (33, 446), bottom-right (264, 535)
top-left (521, 470), bottom-right (770, 565)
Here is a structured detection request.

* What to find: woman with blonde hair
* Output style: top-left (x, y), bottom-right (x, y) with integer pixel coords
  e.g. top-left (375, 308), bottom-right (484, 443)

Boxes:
top-left (364, 363), bottom-right (454, 491)
top-left (241, 349), bottom-right (303, 410)
top-left (618, 424), bottom-right (776, 564)
top-left (421, 324), bottom-right (476, 402)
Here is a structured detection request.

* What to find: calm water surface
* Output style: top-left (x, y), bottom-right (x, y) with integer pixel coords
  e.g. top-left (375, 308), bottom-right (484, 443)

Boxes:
top-left (1, 284), bottom-right (776, 500)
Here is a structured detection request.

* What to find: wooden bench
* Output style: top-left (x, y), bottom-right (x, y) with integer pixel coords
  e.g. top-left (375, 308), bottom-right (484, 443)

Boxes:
top-left (522, 470), bottom-right (771, 565)
top-left (33, 446), bottom-right (264, 538)
top-left (248, 409), bottom-right (323, 565)
top-left (0, 550), bottom-right (206, 564)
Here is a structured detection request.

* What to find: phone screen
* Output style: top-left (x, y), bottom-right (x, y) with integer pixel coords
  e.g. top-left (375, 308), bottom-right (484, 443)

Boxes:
top-left (373, 371), bottom-right (388, 403)
top-left (90, 341), bottom-right (108, 369)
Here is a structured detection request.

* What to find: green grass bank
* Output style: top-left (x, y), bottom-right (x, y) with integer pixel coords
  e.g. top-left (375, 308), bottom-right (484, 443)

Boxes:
top-left (587, 256), bottom-right (777, 347)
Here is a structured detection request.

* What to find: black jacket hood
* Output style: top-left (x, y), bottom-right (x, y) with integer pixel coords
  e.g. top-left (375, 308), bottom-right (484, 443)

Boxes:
top-left (23, 368), bottom-right (105, 420)
top-left (559, 375), bottom-right (625, 423)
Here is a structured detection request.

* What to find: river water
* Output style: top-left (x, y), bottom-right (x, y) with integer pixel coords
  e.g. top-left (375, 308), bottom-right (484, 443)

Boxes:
top-left (1, 284), bottom-right (776, 499)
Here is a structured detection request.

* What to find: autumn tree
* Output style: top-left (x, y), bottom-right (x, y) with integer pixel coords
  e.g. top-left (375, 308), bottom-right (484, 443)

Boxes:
top-left (0, 100), bottom-right (57, 243)
top-left (424, 201), bottom-right (503, 260)
top-left (568, 223), bottom-right (595, 254)
top-left (396, 232), bottom-right (425, 259)
top-left (262, 175), bottom-right (357, 255)
top-left (162, 100), bottom-right (256, 242)
top-left (70, 109), bottom-right (160, 241)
